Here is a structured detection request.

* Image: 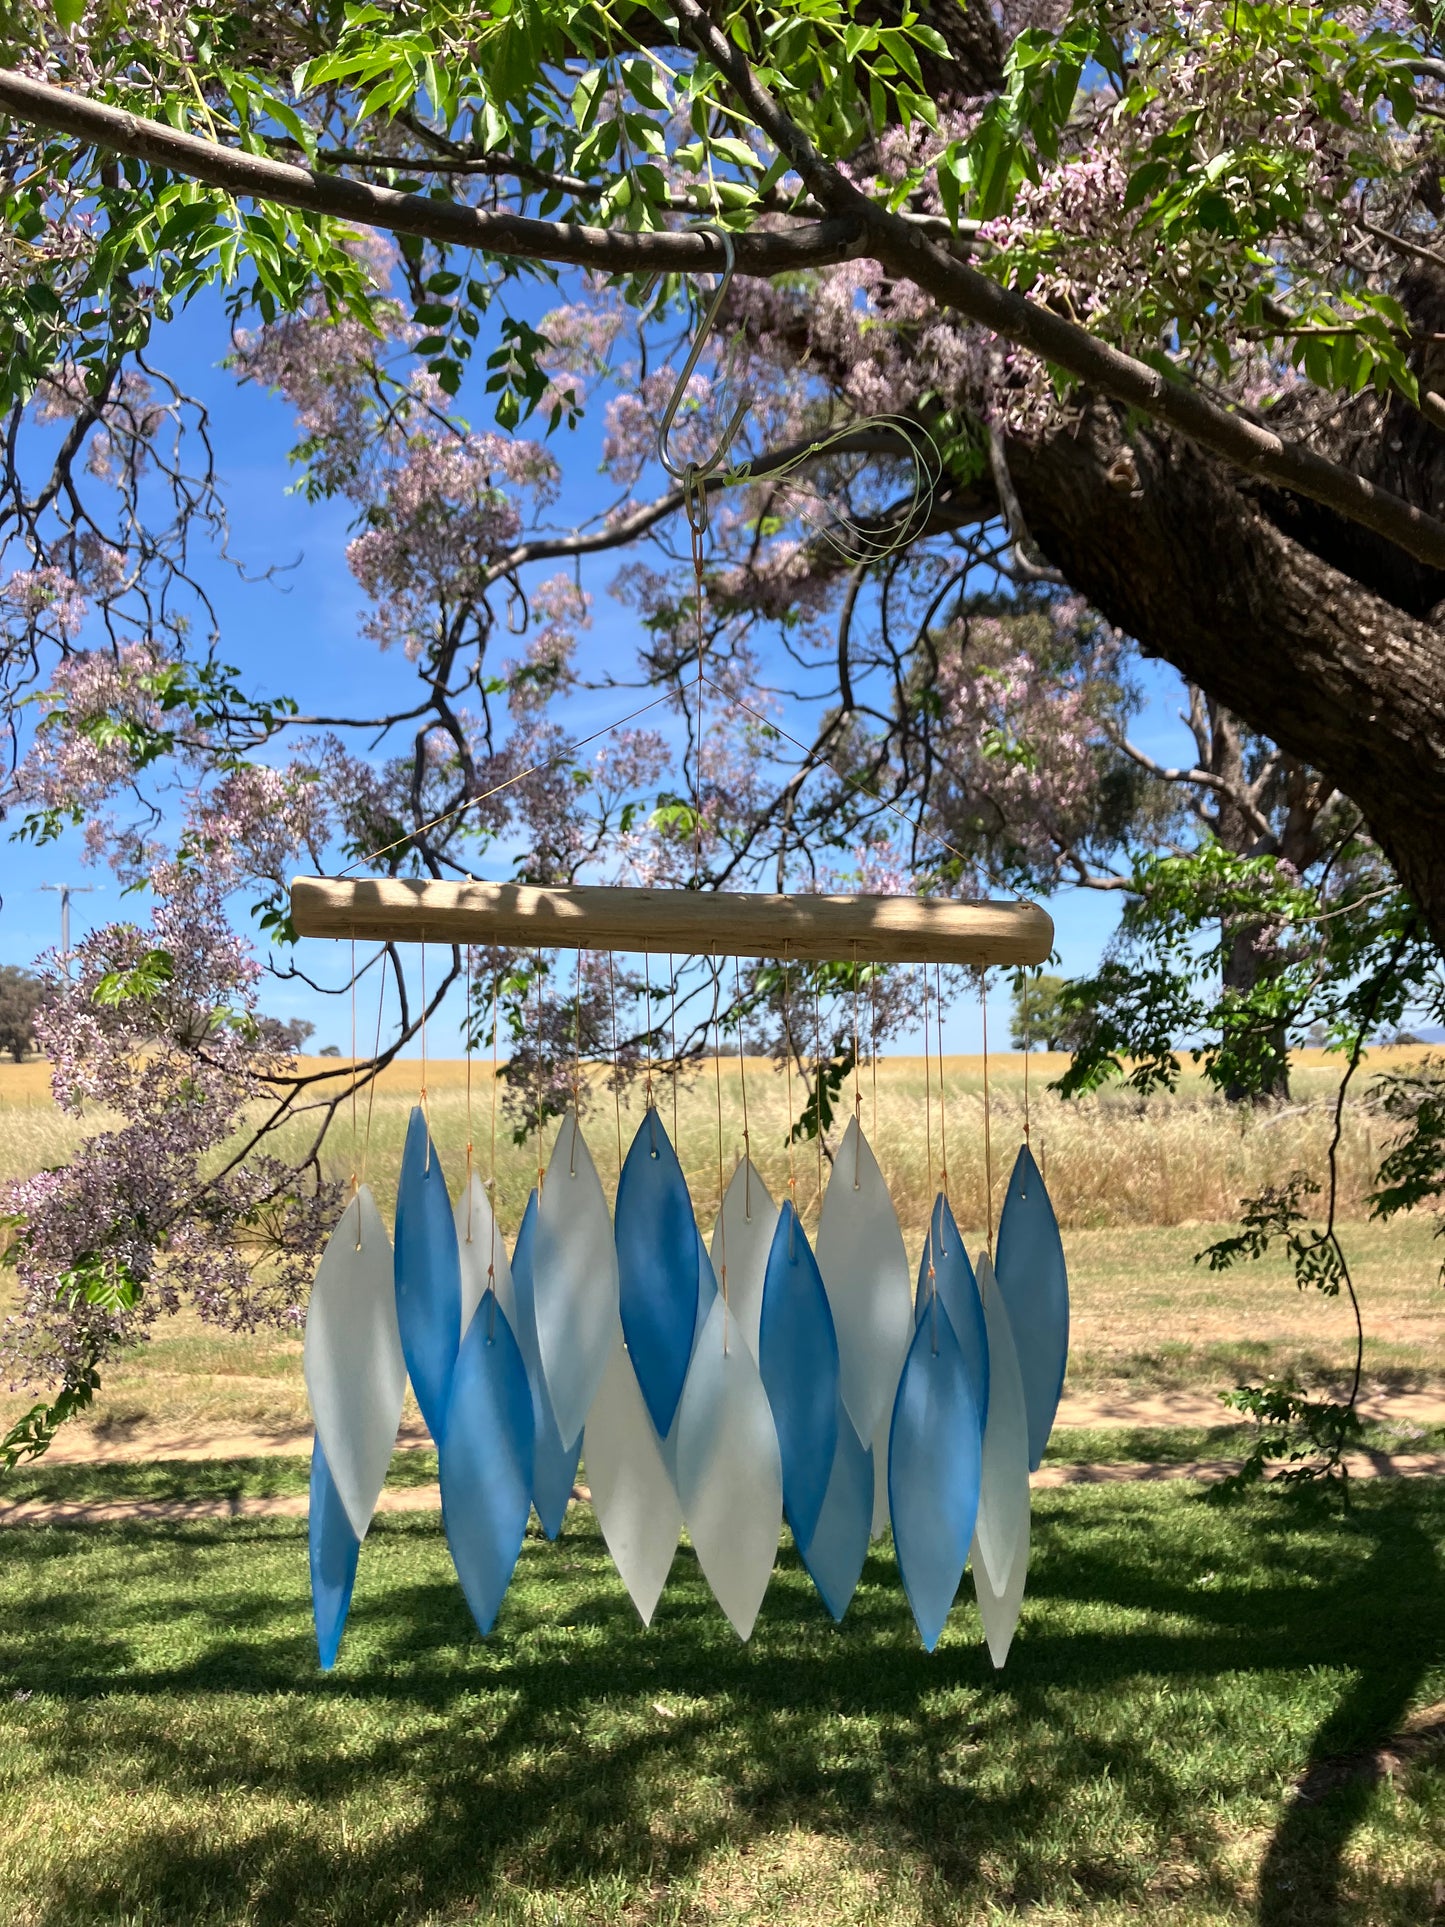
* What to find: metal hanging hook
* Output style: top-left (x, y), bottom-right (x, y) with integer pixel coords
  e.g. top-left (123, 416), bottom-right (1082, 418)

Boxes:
top-left (655, 224), bottom-right (750, 486)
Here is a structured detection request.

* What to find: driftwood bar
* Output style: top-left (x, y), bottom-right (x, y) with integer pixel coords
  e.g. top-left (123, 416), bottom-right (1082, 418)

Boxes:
top-left (290, 876), bottom-right (1054, 967)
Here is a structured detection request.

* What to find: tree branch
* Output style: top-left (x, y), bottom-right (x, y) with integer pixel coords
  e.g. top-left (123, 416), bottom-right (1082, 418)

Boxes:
top-left (7, 60), bottom-right (1445, 569)
top-left (665, 0), bottom-right (1445, 574)
top-left (0, 67), bottom-right (867, 277)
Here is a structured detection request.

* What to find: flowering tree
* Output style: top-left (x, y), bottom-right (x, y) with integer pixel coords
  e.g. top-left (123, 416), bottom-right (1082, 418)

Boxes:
top-left (1, 1), bottom-right (1443, 1465)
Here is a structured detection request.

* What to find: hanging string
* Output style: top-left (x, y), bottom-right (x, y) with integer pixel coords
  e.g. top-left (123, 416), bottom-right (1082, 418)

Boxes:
top-left (783, 944), bottom-right (797, 1257)
top-left (689, 476), bottom-right (707, 893)
top-left (1022, 965), bottom-right (1031, 1148)
top-left (871, 961), bottom-right (879, 1143)
top-left (851, 944), bottom-right (862, 1189)
top-left (488, 959), bottom-right (500, 1340)
top-left (813, 970), bottom-right (825, 1221)
top-left (358, 947), bottom-right (388, 1204)
top-left (642, 949), bottom-right (656, 1110)
top-left (349, 933), bottom-right (361, 1246)
top-left (464, 942), bottom-right (475, 1243)
top-left (569, 950), bottom-right (585, 1178)
top-left (534, 950), bottom-right (545, 1196)
top-left (981, 967), bottom-right (995, 1261)
top-left (419, 931), bottom-right (430, 1172)
top-left (711, 955), bottom-right (730, 1354)
top-left (733, 955), bottom-right (753, 1220)
top-left (921, 964), bottom-right (938, 1352)
top-left (668, 951), bottom-right (680, 1143)
top-left (935, 961), bottom-right (949, 1206)
top-left (342, 688), bottom-right (677, 876)
top-left (922, 963), bottom-right (933, 1209)
top-left (607, 951), bottom-right (623, 1171)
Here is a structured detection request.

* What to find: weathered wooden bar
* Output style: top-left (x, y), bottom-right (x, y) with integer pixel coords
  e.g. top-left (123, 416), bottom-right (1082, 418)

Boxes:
top-left (290, 876), bottom-right (1054, 967)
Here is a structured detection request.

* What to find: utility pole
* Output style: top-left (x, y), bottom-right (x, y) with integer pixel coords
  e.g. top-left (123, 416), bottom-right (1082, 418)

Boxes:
top-left (38, 883), bottom-right (98, 973)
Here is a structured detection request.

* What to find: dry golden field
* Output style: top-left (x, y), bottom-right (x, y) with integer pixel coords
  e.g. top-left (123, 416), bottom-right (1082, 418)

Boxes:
top-left (2, 1047), bottom-right (1442, 1448)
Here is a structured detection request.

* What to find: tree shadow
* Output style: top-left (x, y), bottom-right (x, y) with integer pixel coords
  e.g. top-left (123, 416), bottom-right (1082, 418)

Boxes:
top-left (1255, 1494), bottom-right (1442, 1927)
top-left (1, 1484), bottom-right (1441, 1926)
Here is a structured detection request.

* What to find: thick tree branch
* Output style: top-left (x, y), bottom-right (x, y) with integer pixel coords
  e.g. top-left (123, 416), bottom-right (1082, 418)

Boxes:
top-left (0, 67), bottom-right (867, 276)
top-left (7, 62), bottom-right (1445, 569)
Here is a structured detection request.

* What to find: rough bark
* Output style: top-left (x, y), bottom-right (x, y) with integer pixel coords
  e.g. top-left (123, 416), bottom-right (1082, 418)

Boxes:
top-left (1005, 403), bottom-right (1445, 954)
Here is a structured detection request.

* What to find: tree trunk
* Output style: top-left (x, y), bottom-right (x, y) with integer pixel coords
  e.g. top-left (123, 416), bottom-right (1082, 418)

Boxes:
top-left (1005, 402), bottom-right (1445, 956)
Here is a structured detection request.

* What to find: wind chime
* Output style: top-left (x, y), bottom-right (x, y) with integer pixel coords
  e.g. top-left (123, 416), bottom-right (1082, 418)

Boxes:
top-left (291, 238), bottom-right (1069, 1669)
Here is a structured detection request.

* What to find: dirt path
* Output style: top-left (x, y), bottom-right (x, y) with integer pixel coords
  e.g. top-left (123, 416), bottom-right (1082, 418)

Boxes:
top-left (5, 1453), bottom-right (1444, 1529)
top-left (36, 1385), bottom-right (1445, 1470)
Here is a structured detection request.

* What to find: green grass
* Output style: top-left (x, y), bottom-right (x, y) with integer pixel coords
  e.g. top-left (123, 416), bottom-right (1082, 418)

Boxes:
top-left (1, 1485), bottom-right (1442, 1926)
top-left (0, 1450), bottom-right (438, 1508)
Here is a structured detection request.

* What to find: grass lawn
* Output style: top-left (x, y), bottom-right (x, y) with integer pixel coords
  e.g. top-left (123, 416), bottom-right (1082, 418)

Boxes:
top-left (1, 1483), bottom-right (1442, 1927)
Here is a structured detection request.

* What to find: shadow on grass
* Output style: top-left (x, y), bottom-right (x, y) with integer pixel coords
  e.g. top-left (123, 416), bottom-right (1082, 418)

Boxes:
top-left (1255, 1499), bottom-right (1441, 1927)
top-left (0, 1483), bottom-right (1441, 1926)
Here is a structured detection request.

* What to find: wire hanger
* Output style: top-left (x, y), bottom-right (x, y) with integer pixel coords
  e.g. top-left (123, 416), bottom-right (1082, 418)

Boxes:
top-left (655, 223), bottom-right (750, 485)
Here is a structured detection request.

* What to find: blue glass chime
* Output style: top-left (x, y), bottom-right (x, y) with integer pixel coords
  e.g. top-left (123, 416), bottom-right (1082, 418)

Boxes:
top-left (302, 1094), bottom-right (1067, 1666)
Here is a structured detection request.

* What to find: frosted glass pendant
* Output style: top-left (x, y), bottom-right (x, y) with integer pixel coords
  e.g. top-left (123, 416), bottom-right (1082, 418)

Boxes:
top-left (709, 1159), bottom-right (778, 1360)
top-left (309, 1436), bottom-right (361, 1671)
top-left (972, 1253), bottom-right (1031, 1598)
top-left (393, 1106), bottom-right (462, 1446)
top-left (655, 1231), bottom-right (718, 1490)
top-left (799, 1395), bottom-right (873, 1622)
top-left (438, 1291), bottom-right (534, 1636)
top-left (915, 1195), bottom-right (990, 1435)
top-left (511, 1189), bottom-right (582, 1540)
top-left (585, 1321), bottom-right (682, 1624)
top-left (532, 1111), bottom-right (619, 1447)
top-left (303, 1184), bottom-right (406, 1540)
top-left (759, 1202), bottom-right (840, 1549)
top-left (816, 1117), bottom-right (912, 1444)
top-left (888, 1295), bottom-right (984, 1651)
top-left (971, 1516), bottom-right (1029, 1669)
top-left (869, 1406), bottom-right (891, 1540)
top-left (994, 1145), bottom-right (1069, 1470)
top-left (456, 1167), bottom-right (518, 1341)
top-left (615, 1108), bottom-right (699, 1437)
top-left (675, 1291), bottom-right (783, 1640)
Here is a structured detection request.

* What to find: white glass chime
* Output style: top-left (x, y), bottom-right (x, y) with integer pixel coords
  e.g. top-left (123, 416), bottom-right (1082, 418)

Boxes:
top-left (295, 897), bottom-right (1067, 1674)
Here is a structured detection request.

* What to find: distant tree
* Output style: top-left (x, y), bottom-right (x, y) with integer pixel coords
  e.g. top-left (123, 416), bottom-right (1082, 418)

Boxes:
top-left (1009, 972), bottom-right (1080, 1053)
top-left (255, 1015), bottom-right (314, 1053)
top-left (0, 967), bottom-right (42, 1063)
top-left (318, 1043), bottom-right (341, 1058)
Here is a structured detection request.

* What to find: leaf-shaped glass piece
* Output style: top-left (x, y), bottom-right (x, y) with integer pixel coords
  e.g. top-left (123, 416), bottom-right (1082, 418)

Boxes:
top-left (585, 1321), bottom-right (682, 1624)
top-left (994, 1144), bottom-right (1069, 1470)
top-left (511, 1188), bottom-right (581, 1540)
top-left (456, 1167), bottom-right (518, 1342)
top-left (869, 1406), bottom-right (891, 1541)
top-left (394, 1106), bottom-right (462, 1446)
top-left (759, 1202), bottom-right (840, 1549)
top-left (709, 1158), bottom-right (778, 1360)
top-left (615, 1108), bottom-right (699, 1437)
top-left (533, 1111), bottom-right (619, 1447)
top-left (799, 1395), bottom-right (873, 1623)
top-left (888, 1297), bottom-right (984, 1652)
top-left (973, 1253), bottom-right (1031, 1598)
top-left (914, 1194), bottom-right (990, 1436)
top-left (304, 1184), bottom-right (406, 1540)
top-left (438, 1292), bottom-right (534, 1636)
top-left (655, 1231), bottom-right (718, 1491)
top-left (816, 1117), bottom-right (912, 1443)
top-left (971, 1515), bottom-right (1030, 1670)
top-left (309, 1436), bottom-right (360, 1671)
top-left (675, 1291), bottom-right (783, 1641)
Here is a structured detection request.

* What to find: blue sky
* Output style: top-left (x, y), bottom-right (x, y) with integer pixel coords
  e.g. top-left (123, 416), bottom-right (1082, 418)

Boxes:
top-left (1, 282), bottom-right (1196, 1055)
